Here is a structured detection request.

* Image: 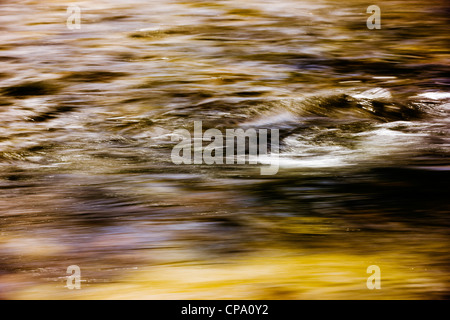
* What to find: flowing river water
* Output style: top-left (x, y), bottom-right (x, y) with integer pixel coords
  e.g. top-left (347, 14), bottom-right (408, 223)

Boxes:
top-left (0, 0), bottom-right (449, 299)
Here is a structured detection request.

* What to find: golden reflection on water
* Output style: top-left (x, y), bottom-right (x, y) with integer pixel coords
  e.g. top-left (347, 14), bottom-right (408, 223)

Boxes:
top-left (0, 0), bottom-right (449, 299)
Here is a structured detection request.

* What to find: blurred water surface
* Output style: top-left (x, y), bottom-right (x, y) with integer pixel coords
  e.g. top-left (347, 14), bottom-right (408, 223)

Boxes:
top-left (0, 0), bottom-right (449, 299)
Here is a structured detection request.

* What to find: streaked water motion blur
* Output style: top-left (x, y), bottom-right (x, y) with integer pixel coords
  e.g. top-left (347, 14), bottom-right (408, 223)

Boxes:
top-left (0, 0), bottom-right (449, 299)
